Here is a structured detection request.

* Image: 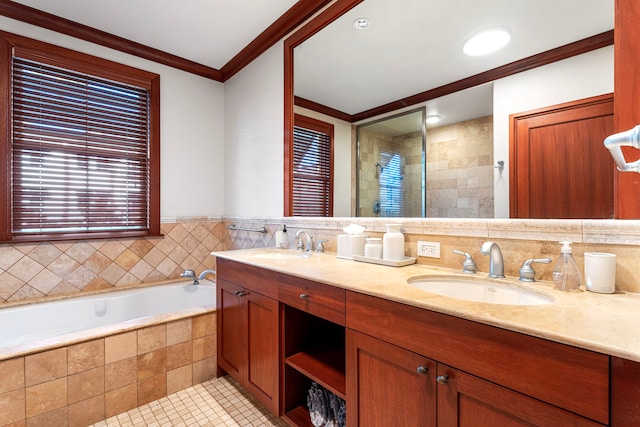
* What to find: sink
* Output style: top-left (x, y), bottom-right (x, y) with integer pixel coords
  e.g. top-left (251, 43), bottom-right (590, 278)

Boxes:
top-left (407, 276), bottom-right (554, 306)
top-left (252, 250), bottom-right (312, 260)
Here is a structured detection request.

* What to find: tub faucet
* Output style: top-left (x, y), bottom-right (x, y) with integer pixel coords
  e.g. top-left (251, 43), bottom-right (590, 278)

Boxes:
top-left (198, 269), bottom-right (216, 281)
top-left (480, 241), bottom-right (505, 278)
top-left (295, 230), bottom-right (314, 252)
top-left (180, 269), bottom-right (198, 285)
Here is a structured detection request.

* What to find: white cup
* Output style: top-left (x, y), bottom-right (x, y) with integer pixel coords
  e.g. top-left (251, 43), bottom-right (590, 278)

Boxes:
top-left (584, 252), bottom-right (616, 294)
top-left (364, 238), bottom-right (383, 259)
top-left (348, 234), bottom-right (367, 257)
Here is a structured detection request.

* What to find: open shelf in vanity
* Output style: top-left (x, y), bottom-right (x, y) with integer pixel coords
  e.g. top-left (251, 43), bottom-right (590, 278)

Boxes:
top-left (281, 300), bottom-right (345, 426)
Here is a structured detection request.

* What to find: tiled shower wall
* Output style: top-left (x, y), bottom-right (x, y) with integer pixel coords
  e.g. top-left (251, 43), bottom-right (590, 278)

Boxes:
top-left (426, 116), bottom-right (494, 218)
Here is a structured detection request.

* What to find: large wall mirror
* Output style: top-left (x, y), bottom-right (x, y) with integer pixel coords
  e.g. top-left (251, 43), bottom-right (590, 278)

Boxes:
top-left (285, 0), bottom-right (616, 219)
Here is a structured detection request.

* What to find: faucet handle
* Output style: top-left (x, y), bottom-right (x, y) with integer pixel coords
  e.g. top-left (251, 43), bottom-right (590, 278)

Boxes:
top-left (519, 258), bottom-right (552, 282)
top-left (315, 239), bottom-right (328, 253)
top-left (295, 236), bottom-right (305, 251)
top-left (453, 250), bottom-right (477, 274)
top-left (180, 269), bottom-right (196, 278)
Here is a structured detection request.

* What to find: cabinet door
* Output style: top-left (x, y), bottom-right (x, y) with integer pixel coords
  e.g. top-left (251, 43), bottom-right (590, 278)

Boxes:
top-left (436, 364), bottom-right (604, 427)
top-left (217, 279), bottom-right (245, 380)
top-left (244, 290), bottom-right (279, 414)
top-left (346, 329), bottom-right (436, 427)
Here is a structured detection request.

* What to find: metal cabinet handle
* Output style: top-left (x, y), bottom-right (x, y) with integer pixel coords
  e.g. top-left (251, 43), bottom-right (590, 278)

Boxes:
top-left (234, 291), bottom-right (246, 297)
top-left (436, 375), bottom-right (449, 384)
top-left (416, 366), bottom-right (429, 375)
top-left (299, 293), bottom-right (309, 300)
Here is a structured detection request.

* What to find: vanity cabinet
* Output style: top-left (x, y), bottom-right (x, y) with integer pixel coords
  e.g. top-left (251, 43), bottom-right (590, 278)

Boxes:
top-left (346, 291), bottom-right (610, 426)
top-left (216, 259), bottom-right (280, 414)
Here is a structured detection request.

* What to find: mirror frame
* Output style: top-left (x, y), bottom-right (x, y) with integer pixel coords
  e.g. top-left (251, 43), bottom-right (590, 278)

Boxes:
top-left (283, 0), bottom-right (614, 217)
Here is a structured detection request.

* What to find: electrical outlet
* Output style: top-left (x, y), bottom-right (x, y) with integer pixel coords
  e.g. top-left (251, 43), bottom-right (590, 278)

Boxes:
top-left (417, 241), bottom-right (440, 258)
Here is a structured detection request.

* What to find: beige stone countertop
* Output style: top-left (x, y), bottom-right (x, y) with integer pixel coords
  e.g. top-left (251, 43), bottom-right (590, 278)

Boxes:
top-left (213, 248), bottom-right (640, 362)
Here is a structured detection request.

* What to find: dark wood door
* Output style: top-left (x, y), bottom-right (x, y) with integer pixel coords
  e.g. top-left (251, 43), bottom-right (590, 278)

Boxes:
top-left (346, 329), bottom-right (436, 427)
top-left (436, 364), bottom-right (603, 427)
top-left (244, 290), bottom-right (279, 414)
top-left (510, 94), bottom-right (614, 219)
top-left (217, 279), bottom-right (245, 380)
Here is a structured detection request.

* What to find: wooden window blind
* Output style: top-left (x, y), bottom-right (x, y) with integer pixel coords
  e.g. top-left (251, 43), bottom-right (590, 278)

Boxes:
top-left (292, 115), bottom-right (334, 217)
top-left (1, 32), bottom-right (160, 242)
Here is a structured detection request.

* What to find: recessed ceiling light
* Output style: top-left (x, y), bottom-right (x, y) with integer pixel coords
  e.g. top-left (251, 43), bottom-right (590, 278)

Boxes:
top-left (426, 115), bottom-right (441, 125)
top-left (463, 27), bottom-right (511, 56)
top-left (353, 18), bottom-right (370, 30)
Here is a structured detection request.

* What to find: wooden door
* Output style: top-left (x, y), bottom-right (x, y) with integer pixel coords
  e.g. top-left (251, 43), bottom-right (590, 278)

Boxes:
top-left (346, 329), bottom-right (436, 427)
top-left (217, 279), bottom-right (246, 380)
top-left (615, 0), bottom-right (640, 217)
top-left (510, 94), bottom-right (614, 219)
top-left (244, 290), bottom-right (279, 414)
top-left (436, 364), bottom-right (603, 427)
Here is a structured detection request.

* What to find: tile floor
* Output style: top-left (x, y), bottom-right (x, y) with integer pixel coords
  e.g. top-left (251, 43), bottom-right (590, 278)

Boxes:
top-left (91, 376), bottom-right (288, 427)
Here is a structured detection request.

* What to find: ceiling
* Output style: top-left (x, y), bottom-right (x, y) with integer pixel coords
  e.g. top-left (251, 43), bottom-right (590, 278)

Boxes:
top-left (295, 0), bottom-right (614, 120)
top-left (9, 0), bottom-right (299, 69)
top-left (5, 0), bottom-right (614, 124)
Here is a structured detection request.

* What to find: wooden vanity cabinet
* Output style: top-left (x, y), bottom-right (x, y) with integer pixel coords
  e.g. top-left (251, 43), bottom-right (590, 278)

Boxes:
top-left (216, 259), bottom-right (280, 414)
top-left (346, 291), bottom-right (610, 426)
top-left (346, 329), bottom-right (437, 426)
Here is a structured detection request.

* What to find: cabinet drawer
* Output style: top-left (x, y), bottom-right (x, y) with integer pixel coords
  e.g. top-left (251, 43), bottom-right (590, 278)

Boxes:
top-left (279, 274), bottom-right (346, 325)
top-left (346, 291), bottom-right (609, 425)
top-left (216, 258), bottom-right (278, 299)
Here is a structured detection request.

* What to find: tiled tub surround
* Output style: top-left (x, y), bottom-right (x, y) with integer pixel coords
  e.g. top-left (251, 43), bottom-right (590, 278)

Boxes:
top-left (0, 219), bottom-right (225, 303)
top-left (0, 310), bottom-right (217, 426)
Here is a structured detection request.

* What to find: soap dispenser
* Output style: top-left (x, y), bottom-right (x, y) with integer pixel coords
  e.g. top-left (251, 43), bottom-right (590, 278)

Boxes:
top-left (552, 241), bottom-right (582, 292)
top-left (276, 225), bottom-right (290, 249)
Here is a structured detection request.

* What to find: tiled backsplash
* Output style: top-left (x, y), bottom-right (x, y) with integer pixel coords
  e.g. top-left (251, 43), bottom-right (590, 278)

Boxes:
top-left (2, 216), bottom-right (640, 303)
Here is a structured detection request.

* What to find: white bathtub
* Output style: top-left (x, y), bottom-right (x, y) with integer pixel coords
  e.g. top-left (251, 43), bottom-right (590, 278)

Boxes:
top-left (0, 280), bottom-right (216, 355)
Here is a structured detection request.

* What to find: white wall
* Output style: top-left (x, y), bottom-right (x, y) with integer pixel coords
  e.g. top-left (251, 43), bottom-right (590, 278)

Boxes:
top-left (0, 17), bottom-right (225, 219)
top-left (493, 46), bottom-right (614, 217)
top-left (223, 43), bottom-right (284, 217)
top-left (295, 106), bottom-right (352, 217)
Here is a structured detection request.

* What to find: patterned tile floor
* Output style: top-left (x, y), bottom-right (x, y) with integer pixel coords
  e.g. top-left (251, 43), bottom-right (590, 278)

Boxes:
top-left (92, 376), bottom-right (288, 427)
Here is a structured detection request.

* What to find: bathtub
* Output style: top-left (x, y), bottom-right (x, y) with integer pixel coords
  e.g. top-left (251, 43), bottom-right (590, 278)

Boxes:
top-left (0, 280), bottom-right (216, 355)
top-left (0, 280), bottom-right (218, 425)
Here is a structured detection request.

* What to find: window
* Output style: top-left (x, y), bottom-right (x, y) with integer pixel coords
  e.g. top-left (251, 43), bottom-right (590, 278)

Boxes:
top-left (378, 150), bottom-right (405, 217)
top-left (289, 114), bottom-right (334, 216)
top-left (0, 32), bottom-right (160, 242)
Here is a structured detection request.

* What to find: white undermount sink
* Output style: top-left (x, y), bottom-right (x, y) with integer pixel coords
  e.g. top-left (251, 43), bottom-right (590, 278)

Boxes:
top-left (407, 276), bottom-right (554, 306)
top-left (252, 250), bottom-right (312, 260)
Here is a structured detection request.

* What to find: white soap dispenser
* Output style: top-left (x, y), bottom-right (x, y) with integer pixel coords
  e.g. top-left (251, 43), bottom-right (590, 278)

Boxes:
top-left (552, 241), bottom-right (582, 292)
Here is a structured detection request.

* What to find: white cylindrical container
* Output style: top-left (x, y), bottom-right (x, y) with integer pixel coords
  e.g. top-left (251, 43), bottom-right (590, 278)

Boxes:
top-left (349, 235), bottom-right (367, 256)
top-left (584, 252), bottom-right (616, 293)
top-left (364, 238), bottom-right (383, 259)
top-left (383, 224), bottom-right (405, 261)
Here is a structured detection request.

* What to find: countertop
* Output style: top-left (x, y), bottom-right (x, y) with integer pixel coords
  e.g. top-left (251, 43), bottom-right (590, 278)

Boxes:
top-left (213, 248), bottom-right (640, 362)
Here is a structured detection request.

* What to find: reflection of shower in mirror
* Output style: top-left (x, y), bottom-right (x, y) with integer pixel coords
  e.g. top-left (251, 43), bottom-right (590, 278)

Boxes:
top-left (375, 162), bottom-right (384, 179)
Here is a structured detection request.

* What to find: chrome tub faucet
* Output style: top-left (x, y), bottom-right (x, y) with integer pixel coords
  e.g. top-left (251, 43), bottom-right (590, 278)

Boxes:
top-left (180, 269), bottom-right (216, 285)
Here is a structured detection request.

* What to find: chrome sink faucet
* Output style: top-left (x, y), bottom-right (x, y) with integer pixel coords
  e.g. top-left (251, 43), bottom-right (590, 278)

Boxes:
top-left (480, 241), bottom-right (505, 278)
top-left (295, 230), bottom-right (314, 252)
